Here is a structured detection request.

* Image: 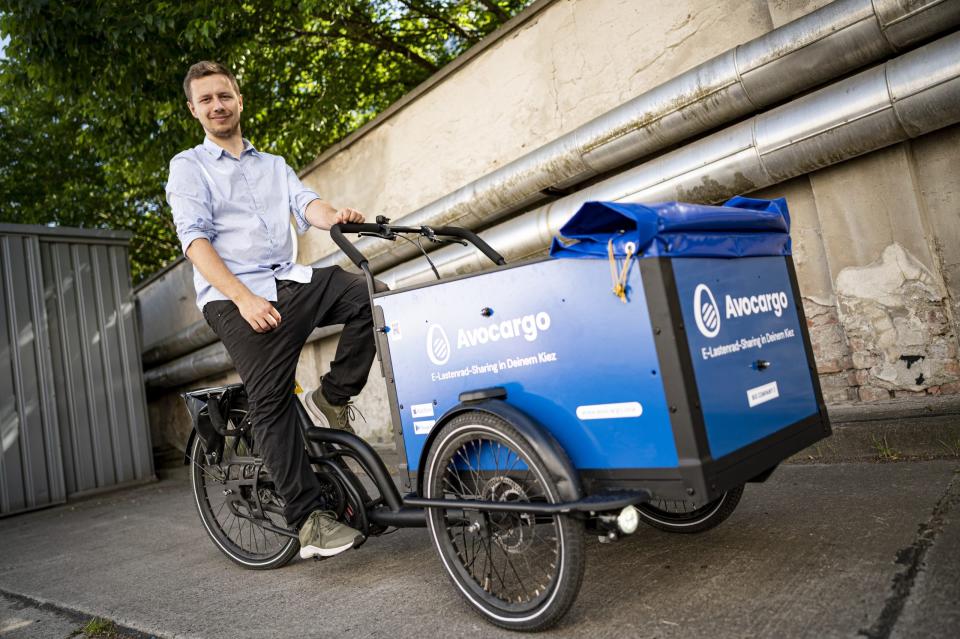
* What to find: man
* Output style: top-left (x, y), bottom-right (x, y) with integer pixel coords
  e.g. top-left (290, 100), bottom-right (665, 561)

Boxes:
top-left (167, 61), bottom-right (373, 559)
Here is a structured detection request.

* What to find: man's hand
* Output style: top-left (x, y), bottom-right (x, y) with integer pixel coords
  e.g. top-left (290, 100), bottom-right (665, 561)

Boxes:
top-left (236, 292), bottom-right (282, 333)
top-left (332, 207), bottom-right (365, 225)
top-left (303, 200), bottom-right (366, 230)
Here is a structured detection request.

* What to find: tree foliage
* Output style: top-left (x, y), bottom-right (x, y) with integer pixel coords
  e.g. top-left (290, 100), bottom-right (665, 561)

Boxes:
top-left (0, 0), bottom-right (530, 280)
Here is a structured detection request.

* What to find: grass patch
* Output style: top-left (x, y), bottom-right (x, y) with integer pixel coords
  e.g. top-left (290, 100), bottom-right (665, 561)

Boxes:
top-left (71, 617), bottom-right (125, 638)
top-left (937, 437), bottom-right (960, 458)
top-left (871, 434), bottom-right (900, 462)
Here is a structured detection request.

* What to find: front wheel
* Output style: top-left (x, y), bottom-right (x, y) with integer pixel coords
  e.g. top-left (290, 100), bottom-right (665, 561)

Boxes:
top-left (637, 485), bottom-right (744, 534)
top-left (423, 411), bottom-right (585, 632)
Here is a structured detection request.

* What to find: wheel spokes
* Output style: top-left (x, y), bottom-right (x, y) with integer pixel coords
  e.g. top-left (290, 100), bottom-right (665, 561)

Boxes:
top-left (198, 449), bottom-right (291, 559)
top-left (439, 435), bottom-right (561, 607)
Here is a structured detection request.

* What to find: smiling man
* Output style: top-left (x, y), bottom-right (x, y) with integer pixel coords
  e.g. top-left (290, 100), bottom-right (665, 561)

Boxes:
top-left (166, 61), bottom-right (375, 559)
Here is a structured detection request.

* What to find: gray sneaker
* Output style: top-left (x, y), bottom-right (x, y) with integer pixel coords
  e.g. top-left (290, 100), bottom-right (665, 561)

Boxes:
top-left (298, 510), bottom-right (362, 559)
top-left (304, 388), bottom-right (360, 435)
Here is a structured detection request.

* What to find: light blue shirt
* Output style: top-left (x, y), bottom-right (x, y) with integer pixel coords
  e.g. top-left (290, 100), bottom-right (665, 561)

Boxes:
top-left (166, 137), bottom-right (319, 310)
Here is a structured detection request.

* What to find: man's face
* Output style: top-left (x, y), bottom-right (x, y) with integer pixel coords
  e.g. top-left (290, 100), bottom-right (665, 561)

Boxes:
top-left (187, 74), bottom-right (243, 138)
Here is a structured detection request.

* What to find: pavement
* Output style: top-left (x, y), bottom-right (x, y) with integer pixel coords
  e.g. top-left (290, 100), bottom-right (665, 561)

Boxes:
top-left (0, 594), bottom-right (83, 639)
top-left (1, 403), bottom-right (958, 638)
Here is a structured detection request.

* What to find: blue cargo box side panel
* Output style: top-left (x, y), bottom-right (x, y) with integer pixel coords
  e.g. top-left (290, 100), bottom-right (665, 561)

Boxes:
top-left (375, 258), bottom-right (676, 472)
top-left (672, 256), bottom-right (818, 460)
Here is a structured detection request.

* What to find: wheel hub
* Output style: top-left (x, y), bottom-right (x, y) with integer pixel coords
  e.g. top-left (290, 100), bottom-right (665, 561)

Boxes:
top-left (482, 475), bottom-right (535, 554)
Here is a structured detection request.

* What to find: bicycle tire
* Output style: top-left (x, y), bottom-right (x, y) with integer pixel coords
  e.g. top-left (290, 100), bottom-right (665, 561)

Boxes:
top-left (190, 423), bottom-right (300, 570)
top-left (637, 485), bottom-right (744, 534)
top-left (423, 411), bottom-right (585, 632)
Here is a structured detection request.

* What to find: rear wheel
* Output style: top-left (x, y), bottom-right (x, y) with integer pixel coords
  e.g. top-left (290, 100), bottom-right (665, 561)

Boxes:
top-left (189, 417), bottom-right (299, 569)
top-left (423, 411), bottom-right (585, 632)
top-left (638, 485), bottom-right (744, 534)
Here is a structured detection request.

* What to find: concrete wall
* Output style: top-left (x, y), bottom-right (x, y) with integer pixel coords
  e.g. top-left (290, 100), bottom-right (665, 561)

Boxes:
top-left (143, 0), bottom-right (959, 451)
top-left (750, 125), bottom-right (960, 403)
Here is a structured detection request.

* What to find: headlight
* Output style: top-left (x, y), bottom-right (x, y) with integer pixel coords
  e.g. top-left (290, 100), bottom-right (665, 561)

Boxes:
top-left (617, 505), bottom-right (640, 535)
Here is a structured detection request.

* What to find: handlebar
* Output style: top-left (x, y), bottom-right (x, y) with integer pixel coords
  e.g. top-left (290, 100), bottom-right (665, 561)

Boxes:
top-left (330, 222), bottom-right (507, 271)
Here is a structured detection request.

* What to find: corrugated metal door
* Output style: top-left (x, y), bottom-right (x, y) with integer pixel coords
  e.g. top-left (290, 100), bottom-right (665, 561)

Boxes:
top-left (1, 225), bottom-right (154, 516)
top-left (40, 239), bottom-right (153, 497)
top-left (0, 233), bottom-right (67, 516)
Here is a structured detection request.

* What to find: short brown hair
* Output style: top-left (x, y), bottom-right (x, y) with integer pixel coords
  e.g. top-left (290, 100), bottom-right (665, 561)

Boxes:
top-left (183, 61), bottom-right (240, 101)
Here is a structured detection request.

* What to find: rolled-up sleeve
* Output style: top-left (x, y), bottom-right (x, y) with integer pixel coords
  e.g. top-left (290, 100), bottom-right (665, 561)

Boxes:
top-left (166, 156), bottom-right (216, 255)
top-left (286, 163), bottom-right (321, 234)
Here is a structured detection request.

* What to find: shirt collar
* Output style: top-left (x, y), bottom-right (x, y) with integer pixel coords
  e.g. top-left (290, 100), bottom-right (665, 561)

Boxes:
top-left (201, 136), bottom-right (260, 159)
top-left (241, 139), bottom-right (260, 157)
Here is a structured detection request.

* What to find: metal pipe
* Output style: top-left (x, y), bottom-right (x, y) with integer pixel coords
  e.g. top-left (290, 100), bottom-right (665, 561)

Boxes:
top-left (375, 32), bottom-right (960, 289)
top-left (311, 0), bottom-right (960, 275)
top-left (143, 324), bottom-right (342, 389)
top-left (142, 320), bottom-right (218, 367)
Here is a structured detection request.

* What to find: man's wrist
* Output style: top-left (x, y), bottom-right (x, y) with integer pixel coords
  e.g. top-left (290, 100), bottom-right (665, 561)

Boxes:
top-left (229, 288), bottom-right (255, 305)
top-left (304, 198), bottom-right (339, 230)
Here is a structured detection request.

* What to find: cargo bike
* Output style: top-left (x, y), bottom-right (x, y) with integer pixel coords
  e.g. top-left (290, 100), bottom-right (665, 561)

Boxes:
top-left (183, 198), bottom-right (831, 631)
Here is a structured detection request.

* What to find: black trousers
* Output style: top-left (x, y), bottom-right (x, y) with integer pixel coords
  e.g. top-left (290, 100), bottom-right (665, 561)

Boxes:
top-left (202, 267), bottom-right (377, 528)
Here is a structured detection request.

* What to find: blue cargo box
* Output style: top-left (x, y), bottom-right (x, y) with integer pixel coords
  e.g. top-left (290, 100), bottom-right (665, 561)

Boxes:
top-left (374, 255), bottom-right (828, 503)
top-left (372, 199), bottom-right (829, 503)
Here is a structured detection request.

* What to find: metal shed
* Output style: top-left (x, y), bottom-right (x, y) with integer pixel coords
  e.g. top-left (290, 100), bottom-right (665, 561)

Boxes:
top-left (0, 224), bottom-right (153, 517)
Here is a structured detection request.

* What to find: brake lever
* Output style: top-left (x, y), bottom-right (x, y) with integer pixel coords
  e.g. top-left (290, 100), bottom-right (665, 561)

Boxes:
top-left (358, 231), bottom-right (397, 241)
top-left (429, 237), bottom-right (468, 247)
top-left (420, 226), bottom-right (467, 247)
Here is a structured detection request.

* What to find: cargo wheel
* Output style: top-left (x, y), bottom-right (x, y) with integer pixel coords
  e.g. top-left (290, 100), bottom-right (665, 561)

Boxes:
top-left (423, 411), bottom-right (585, 632)
top-left (638, 485), bottom-right (744, 533)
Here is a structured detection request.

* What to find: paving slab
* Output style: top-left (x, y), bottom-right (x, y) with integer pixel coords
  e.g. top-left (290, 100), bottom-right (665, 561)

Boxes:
top-left (0, 593), bottom-right (80, 639)
top-left (0, 593), bottom-right (151, 639)
top-left (890, 466), bottom-right (960, 639)
top-left (0, 461), bottom-right (957, 639)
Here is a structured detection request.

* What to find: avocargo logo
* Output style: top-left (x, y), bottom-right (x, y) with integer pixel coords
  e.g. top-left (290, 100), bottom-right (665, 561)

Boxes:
top-left (693, 284), bottom-right (721, 338)
top-left (694, 284), bottom-right (791, 339)
top-left (457, 312), bottom-right (551, 349)
top-left (725, 291), bottom-right (790, 319)
top-left (426, 325), bottom-right (451, 366)
top-left (425, 312), bottom-right (552, 365)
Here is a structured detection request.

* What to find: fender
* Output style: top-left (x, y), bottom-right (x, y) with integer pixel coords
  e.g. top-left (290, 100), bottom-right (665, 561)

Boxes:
top-left (180, 384), bottom-right (242, 464)
top-left (416, 399), bottom-right (583, 503)
top-left (182, 390), bottom-right (205, 465)
top-left (181, 389), bottom-right (226, 464)
top-left (183, 429), bottom-right (199, 465)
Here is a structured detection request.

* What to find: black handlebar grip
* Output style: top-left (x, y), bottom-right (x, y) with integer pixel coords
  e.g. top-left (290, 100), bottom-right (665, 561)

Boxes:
top-left (331, 222), bottom-right (507, 269)
top-left (433, 226), bottom-right (506, 265)
top-left (330, 223), bottom-right (377, 268)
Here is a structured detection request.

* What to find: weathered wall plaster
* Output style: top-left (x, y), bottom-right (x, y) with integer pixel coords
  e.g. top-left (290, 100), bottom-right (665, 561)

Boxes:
top-left (835, 243), bottom-right (960, 399)
top-left (908, 125), bottom-right (960, 344)
top-left (803, 299), bottom-right (858, 403)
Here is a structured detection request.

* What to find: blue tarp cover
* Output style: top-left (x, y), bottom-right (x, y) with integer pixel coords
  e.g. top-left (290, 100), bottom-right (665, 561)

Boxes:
top-left (549, 196), bottom-right (791, 259)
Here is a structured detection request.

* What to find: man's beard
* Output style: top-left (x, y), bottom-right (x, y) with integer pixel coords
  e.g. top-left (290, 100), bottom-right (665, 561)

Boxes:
top-left (207, 114), bottom-right (240, 138)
